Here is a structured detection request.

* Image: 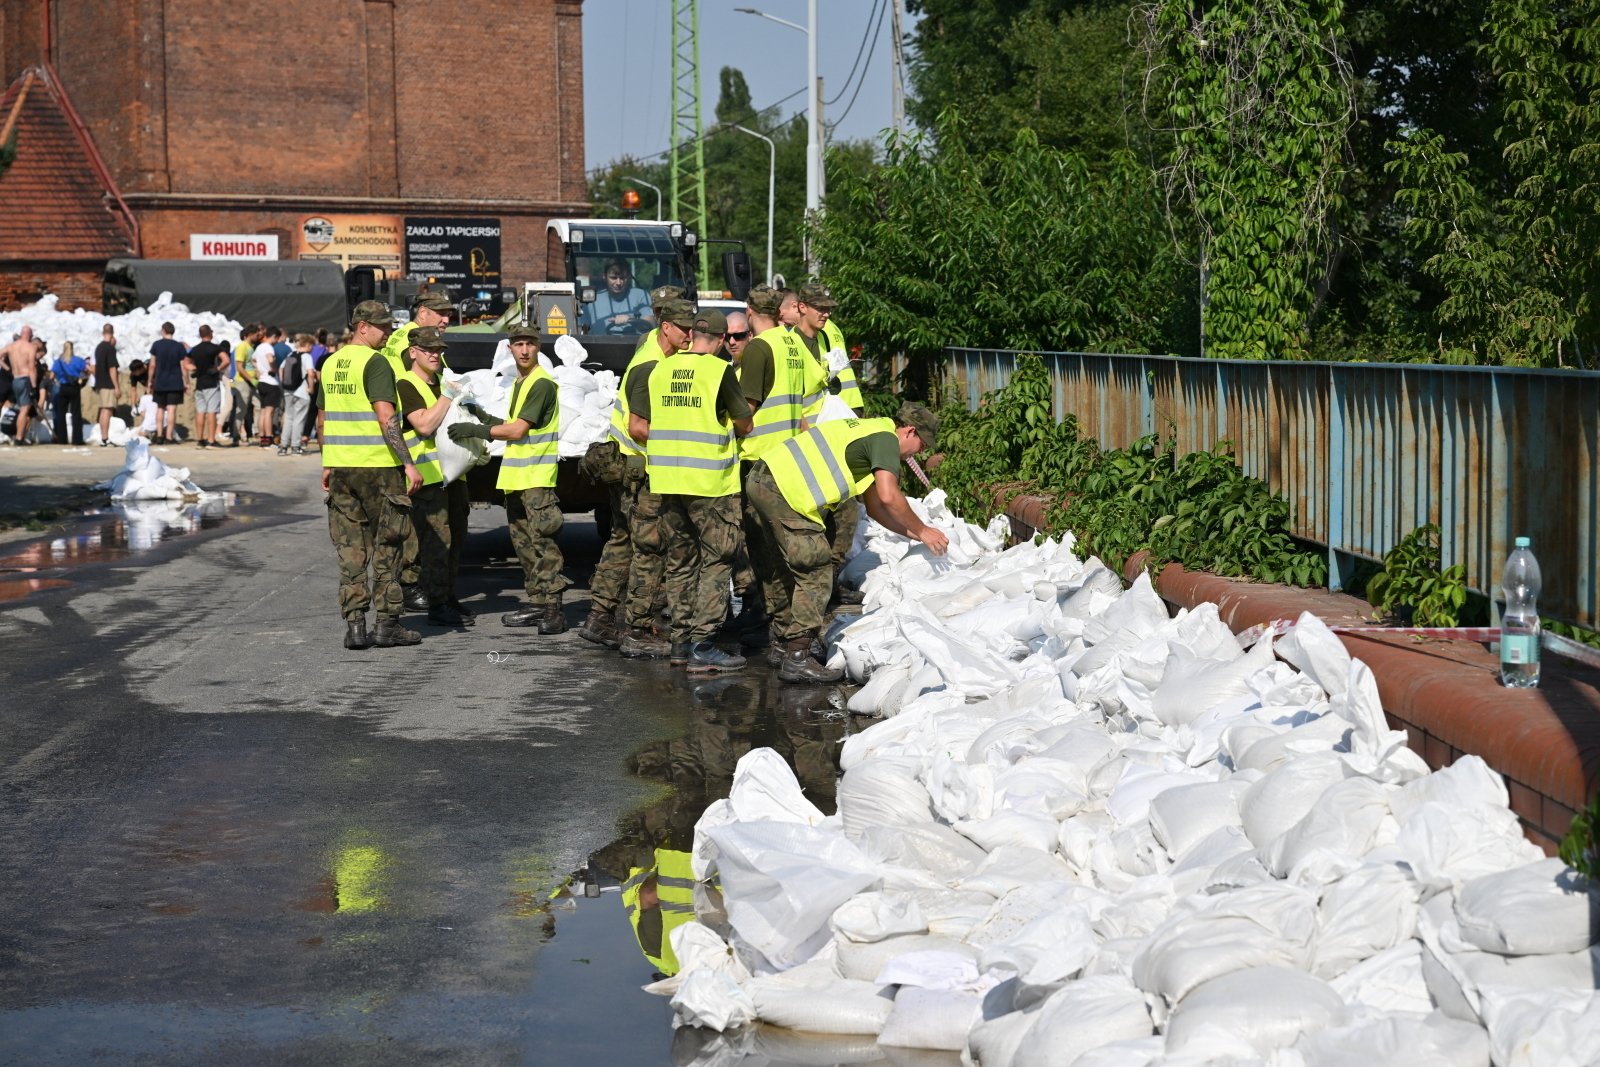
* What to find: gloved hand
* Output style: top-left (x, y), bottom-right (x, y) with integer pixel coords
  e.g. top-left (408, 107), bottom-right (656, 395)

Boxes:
top-left (825, 348), bottom-right (851, 378)
top-left (462, 402), bottom-right (503, 427)
top-left (448, 422), bottom-right (491, 443)
top-left (440, 376), bottom-right (464, 401)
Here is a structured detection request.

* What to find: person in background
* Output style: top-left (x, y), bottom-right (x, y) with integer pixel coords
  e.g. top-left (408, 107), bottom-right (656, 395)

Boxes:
top-left (4, 326), bottom-right (41, 445)
top-left (92, 323), bottom-right (119, 447)
top-left (229, 322), bottom-right (261, 446)
top-left (721, 310), bottom-right (751, 366)
top-left (187, 325), bottom-right (226, 449)
top-left (148, 321), bottom-right (188, 445)
top-left (47, 341), bottom-right (87, 445)
top-left (395, 326), bottom-right (466, 627)
top-left (130, 363), bottom-right (157, 440)
top-left (583, 258), bottom-right (653, 336)
top-left (277, 334), bottom-right (314, 456)
top-left (254, 328), bottom-right (281, 447)
top-left (127, 355), bottom-right (149, 404)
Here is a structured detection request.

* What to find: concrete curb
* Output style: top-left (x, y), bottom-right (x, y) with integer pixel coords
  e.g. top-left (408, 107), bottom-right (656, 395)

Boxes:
top-left (1001, 490), bottom-right (1600, 855)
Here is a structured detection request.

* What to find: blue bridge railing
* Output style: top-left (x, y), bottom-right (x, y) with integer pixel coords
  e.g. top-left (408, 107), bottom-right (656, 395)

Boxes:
top-left (943, 348), bottom-right (1599, 628)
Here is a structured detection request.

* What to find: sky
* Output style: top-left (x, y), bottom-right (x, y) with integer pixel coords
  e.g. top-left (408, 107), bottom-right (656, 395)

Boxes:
top-left (581, 0), bottom-right (916, 173)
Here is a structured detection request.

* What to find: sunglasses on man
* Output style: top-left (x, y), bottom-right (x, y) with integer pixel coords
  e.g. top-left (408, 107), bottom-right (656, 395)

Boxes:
top-left (725, 331), bottom-right (751, 341)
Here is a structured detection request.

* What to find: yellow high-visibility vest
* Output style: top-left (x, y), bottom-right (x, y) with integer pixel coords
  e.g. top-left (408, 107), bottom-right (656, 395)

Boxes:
top-left (763, 417), bottom-right (895, 526)
top-left (396, 368), bottom-right (445, 487)
top-left (741, 325), bottom-right (825, 463)
top-left (645, 353), bottom-right (738, 497)
top-left (609, 342), bottom-right (666, 457)
top-left (381, 321), bottom-right (415, 379)
top-left (621, 849), bottom-right (697, 976)
top-left (321, 345), bottom-right (398, 468)
top-left (497, 367), bottom-right (560, 490)
top-left (822, 319), bottom-right (863, 411)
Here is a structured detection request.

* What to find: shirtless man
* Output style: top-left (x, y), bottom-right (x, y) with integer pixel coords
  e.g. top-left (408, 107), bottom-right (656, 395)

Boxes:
top-left (2, 326), bottom-right (42, 444)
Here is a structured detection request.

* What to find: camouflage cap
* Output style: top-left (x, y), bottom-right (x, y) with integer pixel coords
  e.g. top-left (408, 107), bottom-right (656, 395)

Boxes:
top-left (650, 284), bottom-right (686, 310)
top-left (897, 401), bottom-right (939, 453)
top-left (350, 299), bottom-right (395, 328)
top-left (656, 299), bottom-right (697, 329)
top-left (746, 284), bottom-right (783, 317)
top-left (692, 308), bottom-right (728, 335)
top-left (408, 325), bottom-right (448, 351)
top-left (505, 321), bottom-right (540, 342)
top-left (795, 280), bottom-right (838, 309)
top-left (413, 289), bottom-right (454, 313)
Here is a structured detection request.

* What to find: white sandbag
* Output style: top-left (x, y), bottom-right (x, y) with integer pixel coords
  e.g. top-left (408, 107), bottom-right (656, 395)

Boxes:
top-left (1163, 966), bottom-right (1345, 1057)
top-left (926, 756), bottom-right (997, 824)
top-left (834, 934), bottom-right (979, 982)
top-left (1081, 572), bottom-right (1168, 647)
top-left (671, 969), bottom-right (757, 1031)
top-left (1151, 639), bottom-right (1275, 727)
top-left (954, 810), bottom-right (1061, 855)
top-left (1453, 857), bottom-right (1598, 956)
top-left (1274, 611), bottom-right (1352, 698)
top-left (1479, 987), bottom-right (1600, 1067)
top-left (726, 748), bottom-right (828, 826)
top-left (1390, 754), bottom-right (1508, 820)
top-left (966, 1009), bottom-right (1038, 1067)
top-left (837, 758), bottom-right (934, 842)
top-left (849, 662), bottom-right (914, 715)
top-left (1131, 882), bottom-right (1319, 1002)
top-left (1263, 775), bottom-right (1396, 880)
top-left (1106, 764), bottom-right (1213, 830)
top-left (1012, 975), bottom-right (1154, 1067)
top-left (878, 987), bottom-right (984, 1051)
top-left (1394, 800), bottom-right (1543, 892)
top-left (957, 845), bottom-right (1072, 898)
top-left (748, 974), bottom-right (896, 1035)
top-left (992, 758), bottom-right (1092, 820)
top-left (1312, 862), bottom-right (1420, 978)
top-left (647, 923), bottom-right (753, 998)
top-left (702, 819), bottom-right (881, 970)
top-left (1068, 1036), bottom-right (1164, 1067)
top-left (1294, 1010), bottom-right (1490, 1067)
top-left (1148, 778), bottom-right (1252, 858)
top-left (1234, 710), bottom-right (1352, 774)
top-left (1328, 940), bottom-right (1434, 1015)
top-left (831, 891), bottom-right (929, 944)
top-left (854, 824), bottom-right (989, 881)
top-left (1238, 753), bottom-right (1350, 849)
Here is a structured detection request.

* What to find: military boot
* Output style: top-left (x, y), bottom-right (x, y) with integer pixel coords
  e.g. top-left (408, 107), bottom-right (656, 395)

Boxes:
top-left (669, 642), bottom-right (693, 667)
top-left (687, 641), bottom-right (744, 675)
top-left (501, 604), bottom-right (543, 627)
top-left (778, 638), bottom-right (843, 684)
top-left (343, 617), bottom-right (371, 650)
top-left (372, 617), bottom-right (422, 647)
top-left (402, 584), bottom-right (429, 612)
top-left (619, 626), bottom-right (671, 658)
top-left (577, 608), bottom-right (621, 648)
top-left (448, 598), bottom-right (477, 625)
top-left (537, 604), bottom-right (569, 635)
top-left (426, 602), bottom-right (466, 627)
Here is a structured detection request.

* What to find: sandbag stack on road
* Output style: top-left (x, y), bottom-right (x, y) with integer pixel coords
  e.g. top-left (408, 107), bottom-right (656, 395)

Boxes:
top-left (657, 495), bottom-right (1600, 1066)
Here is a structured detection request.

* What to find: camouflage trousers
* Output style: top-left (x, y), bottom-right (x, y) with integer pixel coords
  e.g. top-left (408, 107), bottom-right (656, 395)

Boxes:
top-left (589, 446), bottom-right (665, 619)
top-left (506, 486), bottom-right (568, 606)
top-left (826, 498), bottom-right (861, 569)
top-left (621, 466), bottom-right (671, 630)
top-left (326, 466), bottom-right (412, 622)
top-left (402, 478), bottom-right (468, 594)
top-left (660, 492), bottom-right (742, 644)
top-left (740, 461), bottom-right (781, 612)
top-left (411, 484), bottom-right (452, 606)
top-left (745, 463), bottom-right (832, 641)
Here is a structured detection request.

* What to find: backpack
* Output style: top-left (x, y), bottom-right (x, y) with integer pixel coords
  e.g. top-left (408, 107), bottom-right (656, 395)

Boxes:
top-left (277, 350), bottom-right (304, 391)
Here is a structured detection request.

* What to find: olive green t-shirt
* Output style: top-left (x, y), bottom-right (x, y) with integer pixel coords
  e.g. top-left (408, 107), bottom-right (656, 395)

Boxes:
top-left (395, 376), bottom-right (438, 417)
top-left (625, 357), bottom-right (659, 421)
top-left (633, 356), bottom-right (746, 424)
top-left (512, 376), bottom-right (558, 431)
top-left (844, 431), bottom-right (900, 483)
top-left (738, 337), bottom-right (776, 406)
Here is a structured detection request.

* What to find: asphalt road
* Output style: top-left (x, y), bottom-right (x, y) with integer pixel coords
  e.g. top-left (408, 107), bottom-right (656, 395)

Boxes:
top-left (0, 444), bottom-right (859, 1066)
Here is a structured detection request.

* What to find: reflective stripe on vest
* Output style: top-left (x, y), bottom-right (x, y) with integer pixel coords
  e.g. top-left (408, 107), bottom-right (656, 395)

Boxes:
top-left (764, 417), bottom-right (895, 526)
top-left (620, 848), bottom-right (698, 976)
top-left (397, 368), bottom-right (445, 486)
top-left (609, 342), bottom-right (667, 456)
top-left (741, 326), bottom-right (822, 463)
top-left (497, 367), bottom-right (560, 490)
top-left (645, 353), bottom-right (738, 497)
top-left (321, 345), bottom-right (397, 468)
top-left (380, 321), bottom-right (414, 380)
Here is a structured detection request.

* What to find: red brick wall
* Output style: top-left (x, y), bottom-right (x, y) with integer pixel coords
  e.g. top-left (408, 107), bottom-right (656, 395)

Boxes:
top-left (0, 264), bottom-right (101, 311)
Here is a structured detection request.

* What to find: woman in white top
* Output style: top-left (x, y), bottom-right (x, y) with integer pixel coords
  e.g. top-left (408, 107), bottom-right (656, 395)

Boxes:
top-left (254, 334), bottom-right (280, 446)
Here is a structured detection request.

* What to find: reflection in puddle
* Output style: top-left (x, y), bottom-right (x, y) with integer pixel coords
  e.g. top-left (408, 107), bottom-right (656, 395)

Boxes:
top-left (0, 495), bottom-right (241, 600)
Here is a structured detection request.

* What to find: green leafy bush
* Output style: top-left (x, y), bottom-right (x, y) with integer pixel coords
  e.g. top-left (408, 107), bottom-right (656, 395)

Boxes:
top-left (1363, 524), bottom-right (1471, 626)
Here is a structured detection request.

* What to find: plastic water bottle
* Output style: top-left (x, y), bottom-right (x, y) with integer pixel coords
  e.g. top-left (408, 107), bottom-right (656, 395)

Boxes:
top-left (1500, 536), bottom-right (1542, 688)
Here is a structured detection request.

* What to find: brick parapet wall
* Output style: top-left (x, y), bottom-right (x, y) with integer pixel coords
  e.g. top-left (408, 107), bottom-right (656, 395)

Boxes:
top-left (1000, 490), bottom-right (1600, 856)
top-left (0, 264), bottom-right (101, 311)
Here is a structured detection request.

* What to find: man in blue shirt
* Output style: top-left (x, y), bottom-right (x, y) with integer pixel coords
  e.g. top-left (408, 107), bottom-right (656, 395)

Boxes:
top-left (148, 321), bottom-right (189, 444)
top-left (582, 258), bottom-right (653, 336)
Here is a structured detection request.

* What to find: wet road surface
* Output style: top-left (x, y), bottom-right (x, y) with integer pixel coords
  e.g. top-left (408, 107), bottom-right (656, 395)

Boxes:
top-left (0, 470), bottom-right (861, 1066)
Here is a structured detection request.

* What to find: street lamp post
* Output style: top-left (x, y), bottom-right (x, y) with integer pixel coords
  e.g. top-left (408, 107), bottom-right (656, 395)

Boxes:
top-left (619, 175), bottom-right (662, 221)
top-left (735, 3), bottom-right (819, 272)
top-left (724, 125), bottom-right (776, 285)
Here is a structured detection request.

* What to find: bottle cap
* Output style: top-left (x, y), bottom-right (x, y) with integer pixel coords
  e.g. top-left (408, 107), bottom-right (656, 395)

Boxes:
top-left (1514, 536), bottom-right (1531, 549)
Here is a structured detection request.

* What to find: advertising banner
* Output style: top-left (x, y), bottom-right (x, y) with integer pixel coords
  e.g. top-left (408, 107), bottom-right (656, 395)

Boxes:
top-left (190, 234), bottom-right (278, 260)
top-left (404, 217), bottom-right (502, 302)
top-left (296, 214), bottom-right (403, 270)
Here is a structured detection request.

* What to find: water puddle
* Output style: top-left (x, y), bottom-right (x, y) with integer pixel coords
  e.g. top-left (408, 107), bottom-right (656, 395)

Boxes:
top-left (0, 493), bottom-right (246, 600)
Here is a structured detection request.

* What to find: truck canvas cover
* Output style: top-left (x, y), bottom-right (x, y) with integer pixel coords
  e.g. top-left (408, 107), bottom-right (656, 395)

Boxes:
top-left (103, 258), bottom-right (349, 333)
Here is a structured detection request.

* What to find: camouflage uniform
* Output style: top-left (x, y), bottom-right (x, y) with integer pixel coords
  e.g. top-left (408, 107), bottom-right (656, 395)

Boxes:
top-left (659, 492), bottom-right (743, 644)
top-left (620, 472), bottom-right (670, 629)
top-left (326, 466), bottom-right (412, 621)
top-left (744, 463), bottom-right (833, 641)
top-left (446, 479), bottom-right (469, 591)
top-left (505, 486), bottom-right (567, 606)
top-left (411, 484), bottom-right (452, 606)
top-left (580, 440), bottom-right (631, 614)
top-left (826, 501), bottom-right (861, 568)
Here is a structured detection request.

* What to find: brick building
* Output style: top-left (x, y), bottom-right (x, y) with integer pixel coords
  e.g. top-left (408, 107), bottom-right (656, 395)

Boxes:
top-left (0, 0), bottom-right (588, 311)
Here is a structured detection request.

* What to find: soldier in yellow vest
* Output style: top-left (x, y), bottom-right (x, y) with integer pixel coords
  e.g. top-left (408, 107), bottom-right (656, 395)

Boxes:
top-left (746, 403), bottom-right (947, 682)
top-left (448, 323), bottom-right (568, 632)
top-left (395, 326), bottom-right (470, 628)
top-left (319, 300), bottom-right (424, 651)
top-left (577, 287), bottom-right (685, 652)
top-left (381, 288), bottom-right (453, 380)
top-left (634, 308), bottom-right (753, 672)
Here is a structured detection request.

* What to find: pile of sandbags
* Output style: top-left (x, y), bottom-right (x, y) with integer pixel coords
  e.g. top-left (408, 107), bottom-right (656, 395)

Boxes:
top-left (657, 500), bottom-right (1600, 1067)
top-left (97, 438), bottom-right (205, 501)
top-left (1, 292), bottom-right (242, 366)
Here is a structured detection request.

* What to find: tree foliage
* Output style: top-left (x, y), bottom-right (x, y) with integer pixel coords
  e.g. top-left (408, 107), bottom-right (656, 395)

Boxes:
top-left (812, 118), bottom-right (1186, 394)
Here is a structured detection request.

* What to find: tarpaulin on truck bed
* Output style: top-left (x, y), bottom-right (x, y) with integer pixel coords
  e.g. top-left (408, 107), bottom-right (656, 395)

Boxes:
top-left (103, 259), bottom-right (349, 333)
